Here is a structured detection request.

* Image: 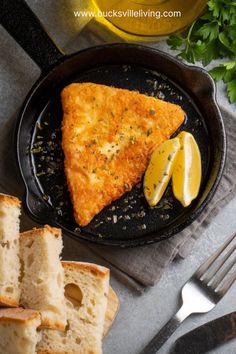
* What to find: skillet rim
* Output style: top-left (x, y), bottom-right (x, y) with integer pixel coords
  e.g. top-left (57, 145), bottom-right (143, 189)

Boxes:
top-left (15, 43), bottom-right (227, 247)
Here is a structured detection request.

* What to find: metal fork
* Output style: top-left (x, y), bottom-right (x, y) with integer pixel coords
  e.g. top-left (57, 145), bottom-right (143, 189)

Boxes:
top-left (140, 232), bottom-right (236, 354)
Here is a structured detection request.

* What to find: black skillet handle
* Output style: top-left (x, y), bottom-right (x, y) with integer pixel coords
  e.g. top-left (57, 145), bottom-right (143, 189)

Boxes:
top-left (0, 0), bottom-right (64, 72)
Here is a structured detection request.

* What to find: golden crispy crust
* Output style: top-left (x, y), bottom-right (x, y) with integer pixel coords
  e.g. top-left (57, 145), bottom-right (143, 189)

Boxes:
top-left (62, 261), bottom-right (110, 279)
top-left (61, 83), bottom-right (185, 226)
top-left (0, 193), bottom-right (21, 207)
top-left (20, 225), bottom-right (61, 239)
top-left (39, 318), bottom-right (66, 331)
top-left (0, 308), bottom-right (40, 322)
top-left (0, 296), bottom-right (19, 308)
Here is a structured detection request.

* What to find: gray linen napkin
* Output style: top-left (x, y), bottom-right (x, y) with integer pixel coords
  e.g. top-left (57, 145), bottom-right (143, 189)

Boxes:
top-left (0, 103), bottom-right (235, 292)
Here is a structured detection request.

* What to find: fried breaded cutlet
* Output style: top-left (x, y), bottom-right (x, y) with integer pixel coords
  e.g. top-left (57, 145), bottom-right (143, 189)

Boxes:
top-left (61, 83), bottom-right (185, 226)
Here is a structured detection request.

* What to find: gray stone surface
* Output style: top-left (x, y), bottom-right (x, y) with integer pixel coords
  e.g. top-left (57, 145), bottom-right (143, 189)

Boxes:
top-left (0, 1), bottom-right (236, 353)
top-left (105, 199), bottom-right (236, 354)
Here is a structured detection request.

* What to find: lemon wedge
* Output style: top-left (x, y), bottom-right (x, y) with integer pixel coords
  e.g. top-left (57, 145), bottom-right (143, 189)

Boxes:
top-left (144, 138), bottom-right (181, 207)
top-left (172, 131), bottom-right (202, 207)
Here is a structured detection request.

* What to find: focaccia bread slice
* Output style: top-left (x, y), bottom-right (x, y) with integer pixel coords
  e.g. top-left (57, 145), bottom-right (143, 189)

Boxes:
top-left (20, 225), bottom-right (66, 330)
top-left (0, 194), bottom-right (21, 307)
top-left (37, 261), bottom-right (110, 354)
top-left (61, 83), bottom-right (185, 226)
top-left (0, 307), bottom-right (41, 354)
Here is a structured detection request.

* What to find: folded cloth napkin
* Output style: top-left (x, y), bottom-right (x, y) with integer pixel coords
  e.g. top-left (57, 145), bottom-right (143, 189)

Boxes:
top-left (1, 103), bottom-right (234, 292)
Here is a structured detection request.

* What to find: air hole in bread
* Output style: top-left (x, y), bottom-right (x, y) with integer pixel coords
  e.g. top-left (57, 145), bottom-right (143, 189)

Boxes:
top-left (27, 253), bottom-right (34, 267)
top-left (0, 241), bottom-right (10, 248)
top-left (65, 283), bottom-right (83, 310)
top-left (36, 278), bottom-right (44, 285)
top-left (90, 298), bottom-right (96, 306)
top-left (87, 307), bottom-right (95, 317)
top-left (19, 259), bottom-right (24, 283)
top-left (75, 337), bottom-right (81, 344)
top-left (65, 320), bottom-right (70, 332)
top-left (6, 286), bottom-right (14, 293)
top-left (26, 239), bottom-right (34, 248)
top-left (13, 239), bottom-right (17, 245)
top-left (82, 318), bottom-right (92, 325)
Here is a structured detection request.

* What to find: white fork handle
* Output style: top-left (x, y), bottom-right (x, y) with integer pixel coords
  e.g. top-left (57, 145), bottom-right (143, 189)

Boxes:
top-left (140, 305), bottom-right (192, 354)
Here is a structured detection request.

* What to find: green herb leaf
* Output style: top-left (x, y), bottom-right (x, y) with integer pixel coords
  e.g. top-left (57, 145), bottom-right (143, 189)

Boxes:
top-left (207, 0), bottom-right (222, 18)
top-left (167, 35), bottom-right (183, 49)
top-left (167, 0), bottom-right (236, 104)
top-left (196, 21), bottom-right (219, 41)
top-left (201, 39), bottom-right (219, 66)
top-left (223, 67), bottom-right (235, 82)
top-left (209, 66), bottom-right (227, 80)
top-left (219, 32), bottom-right (233, 53)
top-left (227, 79), bottom-right (236, 103)
top-left (223, 61), bottom-right (236, 70)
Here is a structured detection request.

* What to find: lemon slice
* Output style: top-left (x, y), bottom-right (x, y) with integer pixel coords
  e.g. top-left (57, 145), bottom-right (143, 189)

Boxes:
top-left (172, 131), bottom-right (202, 207)
top-left (144, 138), bottom-right (180, 207)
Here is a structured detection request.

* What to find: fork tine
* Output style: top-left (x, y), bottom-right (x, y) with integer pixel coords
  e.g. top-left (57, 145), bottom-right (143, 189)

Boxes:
top-left (217, 268), bottom-right (236, 297)
top-left (210, 253), bottom-right (236, 290)
top-left (203, 245), bottom-right (236, 285)
top-left (195, 232), bottom-right (236, 278)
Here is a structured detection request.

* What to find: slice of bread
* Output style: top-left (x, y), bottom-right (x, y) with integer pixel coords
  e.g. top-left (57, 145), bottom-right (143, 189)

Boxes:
top-left (20, 225), bottom-right (66, 330)
top-left (0, 194), bottom-right (21, 307)
top-left (0, 307), bottom-right (41, 354)
top-left (37, 261), bottom-right (110, 354)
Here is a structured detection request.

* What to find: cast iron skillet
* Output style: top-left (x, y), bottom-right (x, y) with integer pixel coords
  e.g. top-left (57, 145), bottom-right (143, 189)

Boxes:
top-left (1, 0), bottom-right (226, 247)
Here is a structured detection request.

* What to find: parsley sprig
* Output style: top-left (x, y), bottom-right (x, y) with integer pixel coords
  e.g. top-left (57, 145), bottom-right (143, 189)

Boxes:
top-left (167, 0), bottom-right (236, 103)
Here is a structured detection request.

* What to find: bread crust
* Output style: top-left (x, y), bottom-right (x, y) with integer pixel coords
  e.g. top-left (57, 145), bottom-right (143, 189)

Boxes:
top-left (0, 295), bottom-right (19, 308)
top-left (0, 193), bottom-right (21, 207)
top-left (38, 350), bottom-right (100, 354)
top-left (0, 308), bottom-right (40, 322)
top-left (62, 261), bottom-right (110, 279)
top-left (20, 225), bottom-right (61, 239)
top-left (103, 286), bottom-right (120, 338)
top-left (39, 318), bottom-right (66, 331)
